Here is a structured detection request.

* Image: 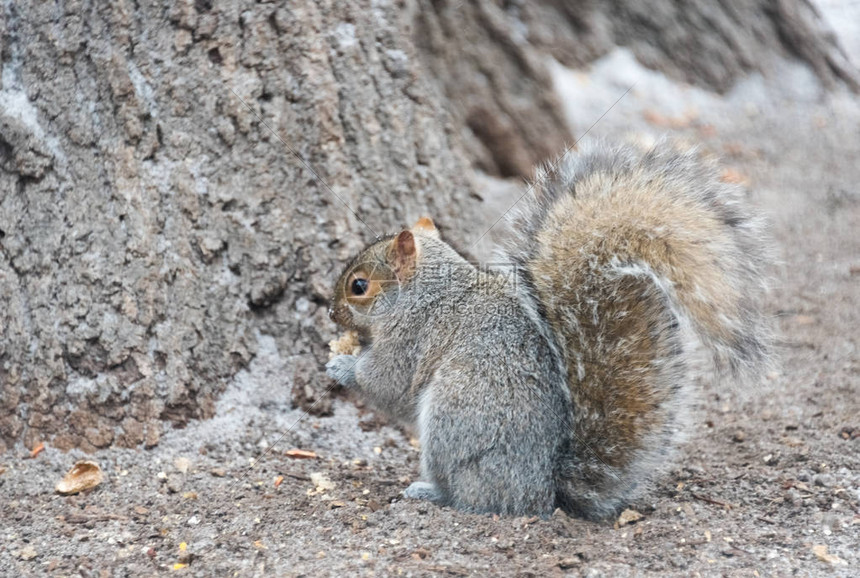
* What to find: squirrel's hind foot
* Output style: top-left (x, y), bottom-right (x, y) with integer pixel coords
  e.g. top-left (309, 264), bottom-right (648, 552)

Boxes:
top-left (403, 481), bottom-right (444, 503)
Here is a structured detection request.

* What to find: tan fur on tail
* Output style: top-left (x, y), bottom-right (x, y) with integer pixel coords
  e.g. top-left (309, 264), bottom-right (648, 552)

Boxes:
top-left (506, 141), bottom-right (772, 517)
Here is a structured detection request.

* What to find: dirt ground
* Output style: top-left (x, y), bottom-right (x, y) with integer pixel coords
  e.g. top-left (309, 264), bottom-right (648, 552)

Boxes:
top-left (3, 32), bottom-right (860, 578)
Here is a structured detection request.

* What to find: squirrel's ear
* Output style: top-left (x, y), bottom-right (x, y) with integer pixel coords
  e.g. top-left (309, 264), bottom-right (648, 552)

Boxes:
top-left (389, 230), bottom-right (417, 280)
top-left (411, 216), bottom-right (440, 239)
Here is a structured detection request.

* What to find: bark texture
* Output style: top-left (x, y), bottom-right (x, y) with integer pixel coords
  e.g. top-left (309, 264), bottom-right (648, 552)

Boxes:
top-left (0, 0), bottom-right (855, 451)
top-left (0, 0), bottom-right (478, 452)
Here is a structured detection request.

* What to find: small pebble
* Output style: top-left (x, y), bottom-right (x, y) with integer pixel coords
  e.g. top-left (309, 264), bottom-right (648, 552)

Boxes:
top-left (166, 474), bottom-right (185, 494)
top-left (18, 546), bottom-right (37, 560)
top-left (785, 489), bottom-right (802, 506)
top-left (813, 474), bottom-right (833, 488)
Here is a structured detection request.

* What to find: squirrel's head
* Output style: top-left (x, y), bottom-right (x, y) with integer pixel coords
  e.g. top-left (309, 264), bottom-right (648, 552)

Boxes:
top-left (328, 217), bottom-right (441, 334)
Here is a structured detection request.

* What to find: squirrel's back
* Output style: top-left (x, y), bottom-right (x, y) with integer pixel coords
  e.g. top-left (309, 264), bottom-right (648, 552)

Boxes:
top-left (504, 141), bottom-right (772, 518)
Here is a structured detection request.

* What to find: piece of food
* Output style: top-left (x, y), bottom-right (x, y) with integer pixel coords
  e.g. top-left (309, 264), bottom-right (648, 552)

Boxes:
top-left (328, 330), bottom-right (361, 359)
top-left (55, 460), bottom-right (104, 495)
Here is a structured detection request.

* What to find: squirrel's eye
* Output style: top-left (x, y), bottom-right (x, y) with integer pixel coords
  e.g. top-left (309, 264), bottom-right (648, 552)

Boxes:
top-left (351, 278), bottom-right (369, 296)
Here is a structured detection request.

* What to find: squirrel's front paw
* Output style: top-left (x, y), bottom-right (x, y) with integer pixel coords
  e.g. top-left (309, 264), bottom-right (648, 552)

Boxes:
top-left (403, 481), bottom-right (443, 503)
top-left (325, 354), bottom-right (358, 387)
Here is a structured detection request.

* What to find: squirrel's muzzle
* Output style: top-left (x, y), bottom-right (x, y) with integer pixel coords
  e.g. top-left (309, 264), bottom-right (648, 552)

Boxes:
top-left (328, 302), bottom-right (353, 328)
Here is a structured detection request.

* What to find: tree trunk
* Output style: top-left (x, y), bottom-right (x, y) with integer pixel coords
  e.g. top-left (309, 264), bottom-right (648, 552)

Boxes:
top-left (0, 0), bottom-right (854, 452)
top-left (0, 0), bottom-right (479, 452)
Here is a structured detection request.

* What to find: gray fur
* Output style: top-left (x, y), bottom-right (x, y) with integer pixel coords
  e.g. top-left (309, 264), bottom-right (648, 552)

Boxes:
top-left (329, 238), bottom-right (570, 515)
top-left (328, 140), bottom-right (773, 519)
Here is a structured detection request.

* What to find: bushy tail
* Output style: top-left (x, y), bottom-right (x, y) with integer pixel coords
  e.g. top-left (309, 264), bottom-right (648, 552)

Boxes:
top-left (504, 141), bottom-right (773, 518)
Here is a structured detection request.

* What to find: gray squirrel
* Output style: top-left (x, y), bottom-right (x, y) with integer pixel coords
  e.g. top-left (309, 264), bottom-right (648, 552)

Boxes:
top-left (326, 141), bottom-right (772, 519)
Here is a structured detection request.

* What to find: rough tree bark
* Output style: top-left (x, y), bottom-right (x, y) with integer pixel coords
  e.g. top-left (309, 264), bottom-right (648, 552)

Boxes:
top-left (0, 0), bottom-right (854, 452)
top-left (0, 0), bottom-right (480, 452)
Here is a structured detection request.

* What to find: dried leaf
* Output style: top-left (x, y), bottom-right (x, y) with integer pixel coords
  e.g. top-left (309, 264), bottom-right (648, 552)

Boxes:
top-left (812, 544), bottom-right (845, 565)
top-left (30, 442), bottom-right (45, 459)
top-left (55, 461), bottom-right (104, 495)
top-left (285, 449), bottom-right (317, 460)
top-left (616, 509), bottom-right (643, 527)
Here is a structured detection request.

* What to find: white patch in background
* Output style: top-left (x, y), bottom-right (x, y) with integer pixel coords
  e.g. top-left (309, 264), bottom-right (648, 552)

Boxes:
top-left (550, 48), bottom-right (717, 137)
top-left (216, 332), bottom-right (293, 414)
top-left (548, 46), bottom-right (834, 153)
top-left (444, 4), bottom-right (859, 259)
top-left (469, 170), bottom-right (529, 262)
top-left (150, 330), bottom-right (403, 464)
